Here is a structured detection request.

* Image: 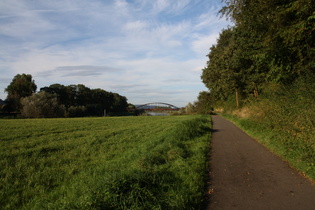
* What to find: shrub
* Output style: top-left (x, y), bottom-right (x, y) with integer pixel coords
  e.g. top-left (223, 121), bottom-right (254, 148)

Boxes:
top-left (20, 91), bottom-right (65, 118)
top-left (67, 106), bottom-right (87, 117)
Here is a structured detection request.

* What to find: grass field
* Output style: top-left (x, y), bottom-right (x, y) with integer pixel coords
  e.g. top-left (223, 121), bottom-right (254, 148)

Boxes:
top-left (0, 115), bottom-right (211, 209)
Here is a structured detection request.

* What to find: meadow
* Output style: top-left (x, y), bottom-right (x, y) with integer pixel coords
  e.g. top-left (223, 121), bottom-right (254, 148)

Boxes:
top-left (0, 115), bottom-right (211, 209)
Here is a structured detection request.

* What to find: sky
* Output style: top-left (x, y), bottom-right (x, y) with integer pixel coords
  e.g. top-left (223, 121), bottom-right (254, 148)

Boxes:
top-left (0, 0), bottom-right (230, 107)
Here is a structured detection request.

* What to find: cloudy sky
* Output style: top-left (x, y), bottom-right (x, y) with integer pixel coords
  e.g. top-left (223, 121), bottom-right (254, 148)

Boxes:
top-left (0, 0), bottom-right (230, 107)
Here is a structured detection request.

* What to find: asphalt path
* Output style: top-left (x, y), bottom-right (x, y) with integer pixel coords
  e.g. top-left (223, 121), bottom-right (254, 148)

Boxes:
top-left (206, 115), bottom-right (315, 210)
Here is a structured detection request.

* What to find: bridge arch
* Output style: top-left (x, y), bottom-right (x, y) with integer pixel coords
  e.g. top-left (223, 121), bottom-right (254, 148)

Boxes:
top-left (136, 102), bottom-right (179, 111)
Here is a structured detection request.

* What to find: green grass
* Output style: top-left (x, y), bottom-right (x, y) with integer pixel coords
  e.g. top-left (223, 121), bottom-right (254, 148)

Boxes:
top-left (0, 115), bottom-right (211, 209)
top-left (222, 114), bottom-right (315, 181)
top-left (222, 77), bottom-right (315, 181)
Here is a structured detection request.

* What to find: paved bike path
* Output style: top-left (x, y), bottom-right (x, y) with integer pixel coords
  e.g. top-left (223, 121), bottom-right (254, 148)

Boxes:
top-left (206, 115), bottom-right (315, 210)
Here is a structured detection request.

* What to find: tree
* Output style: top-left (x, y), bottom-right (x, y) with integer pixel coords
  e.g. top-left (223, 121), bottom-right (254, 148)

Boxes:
top-left (88, 89), bottom-right (114, 115)
top-left (5, 74), bottom-right (37, 111)
top-left (220, 0), bottom-right (315, 84)
top-left (112, 93), bottom-right (128, 112)
top-left (20, 91), bottom-right (65, 118)
top-left (185, 102), bottom-right (196, 114)
top-left (40, 84), bottom-right (71, 107)
top-left (201, 28), bottom-right (245, 107)
top-left (202, 0), bottom-right (315, 110)
top-left (194, 91), bottom-right (213, 114)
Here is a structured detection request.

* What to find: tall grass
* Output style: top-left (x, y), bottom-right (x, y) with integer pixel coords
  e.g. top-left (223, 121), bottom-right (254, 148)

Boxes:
top-left (223, 76), bottom-right (315, 180)
top-left (0, 115), bottom-right (211, 209)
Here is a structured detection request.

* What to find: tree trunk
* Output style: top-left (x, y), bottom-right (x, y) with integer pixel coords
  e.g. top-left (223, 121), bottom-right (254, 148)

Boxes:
top-left (254, 88), bottom-right (259, 98)
top-left (235, 88), bottom-right (239, 108)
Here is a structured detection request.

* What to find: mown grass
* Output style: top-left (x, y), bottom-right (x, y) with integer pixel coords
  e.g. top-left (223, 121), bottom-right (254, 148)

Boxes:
top-left (0, 115), bottom-right (211, 209)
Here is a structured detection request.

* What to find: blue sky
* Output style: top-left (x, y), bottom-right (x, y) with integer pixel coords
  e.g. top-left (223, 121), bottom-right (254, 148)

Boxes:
top-left (0, 0), bottom-right (230, 107)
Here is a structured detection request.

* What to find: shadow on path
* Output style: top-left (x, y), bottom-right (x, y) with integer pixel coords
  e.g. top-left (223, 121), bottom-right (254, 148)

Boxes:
top-left (210, 128), bottom-right (220, 133)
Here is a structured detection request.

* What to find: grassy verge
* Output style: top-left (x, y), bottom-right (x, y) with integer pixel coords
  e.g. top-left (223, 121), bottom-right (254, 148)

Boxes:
top-left (0, 115), bottom-right (211, 209)
top-left (222, 113), bottom-right (315, 181)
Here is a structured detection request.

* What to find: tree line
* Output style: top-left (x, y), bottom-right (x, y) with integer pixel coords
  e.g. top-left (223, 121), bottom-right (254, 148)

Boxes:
top-left (2, 74), bottom-right (129, 118)
top-left (201, 0), bottom-right (314, 107)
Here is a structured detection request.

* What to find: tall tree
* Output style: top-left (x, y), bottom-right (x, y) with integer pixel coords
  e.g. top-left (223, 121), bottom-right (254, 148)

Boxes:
top-left (202, 0), bottom-right (314, 108)
top-left (40, 84), bottom-right (71, 107)
top-left (201, 28), bottom-right (245, 107)
top-left (5, 74), bottom-right (37, 111)
top-left (194, 91), bottom-right (213, 114)
top-left (220, 0), bottom-right (315, 83)
top-left (112, 93), bottom-right (128, 112)
top-left (88, 89), bottom-right (115, 116)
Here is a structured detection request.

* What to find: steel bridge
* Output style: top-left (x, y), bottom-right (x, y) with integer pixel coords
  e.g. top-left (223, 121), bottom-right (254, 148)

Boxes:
top-left (135, 102), bottom-right (180, 111)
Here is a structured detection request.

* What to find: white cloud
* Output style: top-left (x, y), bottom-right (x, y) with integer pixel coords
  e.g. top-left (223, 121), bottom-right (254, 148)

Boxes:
top-left (115, 0), bottom-right (129, 9)
top-left (191, 33), bottom-right (219, 56)
top-left (153, 0), bottom-right (170, 13)
top-left (0, 0), bottom-right (230, 106)
top-left (173, 0), bottom-right (191, 12)
top-left (39, 65), bottom-right (123, 77)
top-left (125, 20), bottom-right (148, 31)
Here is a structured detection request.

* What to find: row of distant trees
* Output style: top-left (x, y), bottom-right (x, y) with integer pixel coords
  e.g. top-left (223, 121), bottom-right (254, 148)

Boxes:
top-left (2, 74), bottom-right (129, 118)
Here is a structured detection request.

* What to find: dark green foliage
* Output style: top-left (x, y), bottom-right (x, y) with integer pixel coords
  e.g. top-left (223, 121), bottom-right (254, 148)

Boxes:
top-left (203, 0), bottom-right (314, 107)
top-left (40, 84), bottom-right (71, 107)
top-left (112, 93), bottom-right (128, 112)
top-left (40, 84), bottom-right (128, 117)
top-left (67, 105), bottom-right (87, 117)
top-left (5, 74), bottom-right (37, 99)
top-left (5, 74), bottom-right (37, 111)
top-left (4, 74), bottom-right (129, 117)
top-left (202, 28), bottom-right (238, 102)
top-left (194, 91), bottom-right (214, 114)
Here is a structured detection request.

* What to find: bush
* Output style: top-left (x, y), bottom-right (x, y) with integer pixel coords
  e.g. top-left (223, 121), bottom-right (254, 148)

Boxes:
top-left (67, 106), bottom-right (87, 117)
top-left (20, 92), bottom-right (65, 118)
